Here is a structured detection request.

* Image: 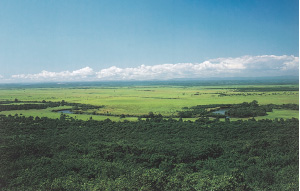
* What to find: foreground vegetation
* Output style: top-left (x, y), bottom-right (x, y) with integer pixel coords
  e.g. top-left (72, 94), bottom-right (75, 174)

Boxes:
top-left (0, 115), bottom-right (298, 190)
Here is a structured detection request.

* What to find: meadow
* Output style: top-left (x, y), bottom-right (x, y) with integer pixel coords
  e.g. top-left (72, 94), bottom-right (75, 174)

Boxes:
top-left (0, 83), bottom-right (298, 121)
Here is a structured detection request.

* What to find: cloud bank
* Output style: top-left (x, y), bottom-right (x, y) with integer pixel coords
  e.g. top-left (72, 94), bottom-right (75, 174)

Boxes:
top-left (6, 55), bottom-right (299, 82)
top-left (11, 67), bottom-right (95, 81)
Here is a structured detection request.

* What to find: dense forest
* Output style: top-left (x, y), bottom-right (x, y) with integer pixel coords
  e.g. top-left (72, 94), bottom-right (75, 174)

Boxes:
top-left (0, 115), bottom-right (298, 190)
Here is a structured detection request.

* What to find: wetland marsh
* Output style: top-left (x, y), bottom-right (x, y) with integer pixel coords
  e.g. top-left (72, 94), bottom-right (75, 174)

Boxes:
top-left (0, 83), bottom-right (298, 121)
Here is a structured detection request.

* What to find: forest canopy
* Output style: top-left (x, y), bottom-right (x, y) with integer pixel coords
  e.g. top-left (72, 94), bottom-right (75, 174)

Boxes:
top-left (0, 115), bottom-right (298, 190)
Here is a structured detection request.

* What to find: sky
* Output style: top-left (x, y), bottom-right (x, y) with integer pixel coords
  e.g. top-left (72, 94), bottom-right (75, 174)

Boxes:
top-left (0, 0), bottom-right (299, 82)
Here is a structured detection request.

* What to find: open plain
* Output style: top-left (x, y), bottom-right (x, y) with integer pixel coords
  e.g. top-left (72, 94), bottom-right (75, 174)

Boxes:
top-left (0, 83), bottom-right (298, 121)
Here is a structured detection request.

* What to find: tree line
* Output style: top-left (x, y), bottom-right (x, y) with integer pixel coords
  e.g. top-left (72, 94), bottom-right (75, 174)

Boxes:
top-left (0, 99), bottom-right (104, 112)
top-left (177, 100), bottom-right (298, 118)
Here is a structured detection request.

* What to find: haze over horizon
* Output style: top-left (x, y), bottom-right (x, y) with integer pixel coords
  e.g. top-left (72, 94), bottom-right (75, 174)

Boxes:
top-left (0, 0), bottom-right (299, 82)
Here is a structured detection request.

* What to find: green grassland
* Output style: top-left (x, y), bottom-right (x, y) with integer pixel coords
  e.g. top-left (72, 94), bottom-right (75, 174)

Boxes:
top-left (0, 84), bottom-right (298, 121)
top-left (0, 106), bottom-right (138, 122)
top-left (255, 109), bottom-right (299, 120)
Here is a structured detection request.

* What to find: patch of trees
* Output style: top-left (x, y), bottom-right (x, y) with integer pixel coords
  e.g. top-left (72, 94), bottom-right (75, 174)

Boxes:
top-left (0, 115), bottom-right (298, 190)
top-left (178, 101), bottom-right (299, 119)
top-left (177, 108), bottom-right (209, 118)
top-left (226, 100), bottom-right (271, 118)
top-left (0, 101), bottom-right (62, 111)
top-left (265, 103), bottom-right (299, 110)
top-left (140, 112), bottom-right (164, 122)
top-left (0, 99), bottom-right (104, 112)
top-left (178, 104), bottom-right (231, 118)
top-left (0, 104), bottom-right (49, 111)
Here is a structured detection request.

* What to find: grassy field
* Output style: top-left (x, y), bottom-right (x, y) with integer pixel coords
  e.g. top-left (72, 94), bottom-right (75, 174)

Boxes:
top-left (0, 106), bottom-right (138, 122)
top-left (0, 84), bottom-right (298, 121)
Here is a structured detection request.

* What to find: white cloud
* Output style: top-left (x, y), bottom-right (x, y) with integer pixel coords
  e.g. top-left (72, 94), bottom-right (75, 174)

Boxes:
top-left (12, 67), bottom-right (94, 81)
top-left (0, 75), bottom-right (3, 79)
top-left (9, 55), bottom-right (299, 82)
top-left (281, 57), bottom-right (299, 71)
top-left (96, 55), bottom-right (299, 80)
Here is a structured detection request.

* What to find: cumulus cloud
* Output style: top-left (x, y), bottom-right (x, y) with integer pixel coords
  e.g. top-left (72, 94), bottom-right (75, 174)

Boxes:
top-left (9, 55), bottom-right (299, 82)
top-left (96, 55), bottom-right (299, 80)
top-left (12, 67), bottom-right (94, 81)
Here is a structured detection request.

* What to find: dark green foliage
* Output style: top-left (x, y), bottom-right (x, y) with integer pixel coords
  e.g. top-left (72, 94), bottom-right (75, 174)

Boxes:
top-left (178, 101), bottom-right (299, 119)
top-left (141, 112), bottom-right (164, 122)
top-left (178, 104), bottom-right (231, 118)
top-left (226, 100), bottom-right (269, 118)
top-left (0, 103), bottom-right (50, 111)
top-left (0, 100), bottom-right (105, 113)
top-left (267, 103), bottom-right (299, 110)
top-left (178, 108), bottom-right (209, 118)
top-left (0, 115), bottom-right (298, 190)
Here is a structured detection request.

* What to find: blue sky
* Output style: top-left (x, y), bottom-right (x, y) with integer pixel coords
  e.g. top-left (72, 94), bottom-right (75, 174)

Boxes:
top-left (0, 0), bottom-right (298, 82)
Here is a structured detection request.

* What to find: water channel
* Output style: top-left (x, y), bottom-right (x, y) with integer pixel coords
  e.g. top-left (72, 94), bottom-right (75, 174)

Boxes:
top-left (212, 108), bottom-right (229, 115)
top-left (57, 110), bottom-right (74, 114)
